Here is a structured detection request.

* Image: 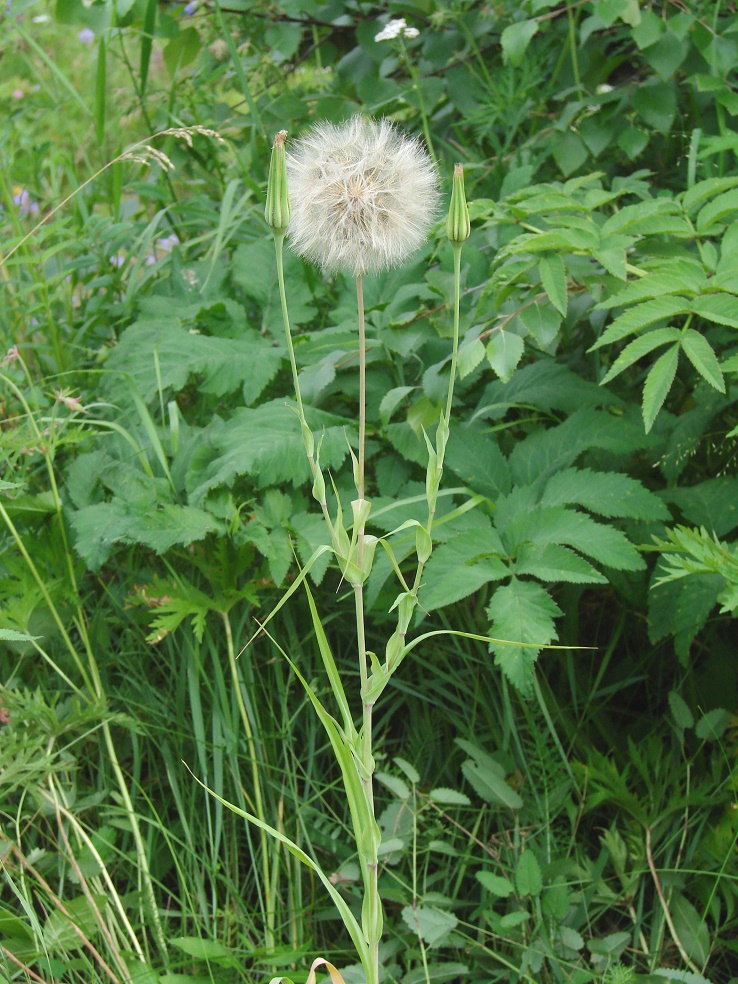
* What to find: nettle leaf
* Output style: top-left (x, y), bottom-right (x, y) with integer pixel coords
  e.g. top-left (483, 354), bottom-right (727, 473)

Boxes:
top-left (486, 331), bottom-right (525, 382)
top-left (486, 580), bottom-right (562, 695)
top-left (539, 254), bottom-right (567, 316)
top-left (541, 467), bottom-right (670, 520)
top-left (515, 542), bottom-right (606, 583)
top-left (590, 296), bottom-right (691, 351)
top-left (642, 343), bottom-right (680, 432)
top-left (680, 329), bottom-right (725, 392)
top-left (105, 319), bottom-right (283, 406)
top-left (187, 401), bottom-right (354, 504)
top-left (600, 326), bottom-right (681, 384)
top-left (72, 500), bottom-right (220, 570)
top-left (420, 527), bottom-right (509, 613)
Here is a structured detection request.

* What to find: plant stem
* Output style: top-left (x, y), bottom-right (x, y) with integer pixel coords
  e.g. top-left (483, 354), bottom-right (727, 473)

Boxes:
top-left (354, 272), bottom-right (380, 984)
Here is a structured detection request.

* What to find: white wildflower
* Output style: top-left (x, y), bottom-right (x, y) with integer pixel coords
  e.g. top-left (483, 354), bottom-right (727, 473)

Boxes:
top-left (375, 17), bottom-right (419, 42)
top-left (286, 115), bottom-right (439, 275)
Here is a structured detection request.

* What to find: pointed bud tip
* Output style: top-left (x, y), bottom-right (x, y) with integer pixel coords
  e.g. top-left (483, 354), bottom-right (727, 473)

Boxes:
top-left (274, 129), bottom-right (287, 147)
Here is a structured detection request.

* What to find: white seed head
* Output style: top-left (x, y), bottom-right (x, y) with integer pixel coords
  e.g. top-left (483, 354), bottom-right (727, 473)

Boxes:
top-left (286, 115), bottom-right (439, 275)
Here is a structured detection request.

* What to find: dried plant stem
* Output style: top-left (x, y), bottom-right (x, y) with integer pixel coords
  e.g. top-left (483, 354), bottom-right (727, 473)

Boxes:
top-left (646, 826), bottom-right (701, 974)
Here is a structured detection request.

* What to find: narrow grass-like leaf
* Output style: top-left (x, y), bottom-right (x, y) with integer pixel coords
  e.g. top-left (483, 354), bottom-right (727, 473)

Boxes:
top-left (680, 328), bottom-right (725, 391)
top-left (642, 343), bottom-right (679, 432)
top-left (94, 36), bottom-right (106, 148)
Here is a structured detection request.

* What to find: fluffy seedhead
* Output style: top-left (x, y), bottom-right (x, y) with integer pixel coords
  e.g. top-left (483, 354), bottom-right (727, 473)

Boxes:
top-left (286, 115), bottom-right (440, 275)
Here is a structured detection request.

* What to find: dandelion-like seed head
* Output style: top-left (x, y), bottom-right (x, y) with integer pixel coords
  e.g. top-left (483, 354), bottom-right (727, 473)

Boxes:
top-left (286, 115), bottom-right (440, 276)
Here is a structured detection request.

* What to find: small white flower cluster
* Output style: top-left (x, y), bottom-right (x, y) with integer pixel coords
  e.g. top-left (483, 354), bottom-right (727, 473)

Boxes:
top-left (374, 17), bottom-right (419, 42)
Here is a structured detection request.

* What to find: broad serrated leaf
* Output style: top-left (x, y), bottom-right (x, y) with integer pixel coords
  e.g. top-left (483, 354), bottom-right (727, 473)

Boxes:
top-left (648, 570), bottom-right (723, 658)
top-left (476, 871), bottom-right (515, 897)
top-left (445, 424), bottom-right (512, 498)
top-left (401, 906), bottom-right (458, 947)
top-left (429, 788), bottom-right (471, 806)
top-left (376, 772), bottom-right (410, 800)
top-left (590, 296), bottom-right (691, 351)
top-left (539, 254), bottom-right (567, 316)
top-left (661, 477), bottom-right (738, 537)
top-left (461, 759), bottom-right (523, 810)
top-left (72, 500), bottom-right (220, 570)
top-left (600, 326), bottom-right (682, 384)
top-left (394, 758), bottom-right (420, 784)
top-left (696, 188), bottom-right (738, 231)
top-left (501, 18), bottom-right (538, 66)
top-left (187, 401), bottom-right (354, 504)
top-left (681, 175), bottom-right (738, 213)
top-left (541, 467), bottom-right (670, 520)
top-left (515, 851), bottom-right (542, 898)
top-left (420, 528), bottom-right (509, 612)
top-left (497, 492), bottom-right (645, 570)
top-left (692, 292), bottom-right (738, 329)
top-left (44, 894), bottom-right (108, 951)
top-left (642, 343), bottom-right (679, 432)
top-left (457, 337), bottom-right (486, 379)
top-left (486, 331), bottom-right (524, 383)
top-left (486, 580), bottom-right (561, 695)
top-left (680, 329), bottom-right (725, 392)
top-left (509, 409), bottom-right (649, 487)
top-left (668, 691), bottom-right (694, 730)
top-left (596, 266), bottom-right (707, 309)
top-left (515, 542), bottom-right (606, 583)
top-left (105, 319), bottom-right (283, 406)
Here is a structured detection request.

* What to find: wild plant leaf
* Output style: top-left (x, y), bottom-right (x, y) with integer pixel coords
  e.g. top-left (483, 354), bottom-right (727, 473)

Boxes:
top-left (515, 542), bottom-right (606, 583)
top-left (486, 580), bottom-right (562, 695)
top-left (169, 938), bottom-right (237, 966)
top-left (72, 500), bottom-right (220, 570)
top-left (402, 963), bottom-right (469, 984)
top-left (105, 319), bottom-right (283, 406)
top-left (695, 708), bottom-right (731, 742)
top-left (589, 296), bottom-right (691, 351)
top-left (681, 175), bottom-right (738, 213)
top-left (691, 292), bottom-right (738, 329)
top-left (539, 254), bottom-right (567, 316)
top-left (680, 329), bottom-right (725, 391)
top-left (401, 906), bottom-right (458, 947)
top-left (600, 326), bottom-right (681, 384)
top-left (476, 361), bottom-right (611, 420)
top-left (515, 850), bottom-right (542, 898)
top-left (461, 756), bottom-right (523, 809)
top-left (600, 197), bottom-right (683, 236)
top-left (420, 529), bottom-right (509, 613)
top-left (186, 401), bottom-right (355, 504)
top-left (669, 895), bottom-right (710, 967)
top-left (595, 264), bottom-right (707, 309)
top-left (445, 423), bottom-right (511, 498)
top-left (541, 467), bottom-right (670, 519)
top-left (594, 235), bottom-right (632, 280)
top-left (232, 239), bottom-right (316, 329)
top-left (696, 188), bottom-right (738, 232)
top-left (642, 343), bottom-right (679, 432)
top-left (428, 788), bottom-right (471, 806)
top-left (661, 477), bottom-right (738, 536)
top-left (518, 301), bottom-right (562, 347)
top-left (509, 409), bottom-right (649, 486)
top-left (457, 336), bottom-right (486, 379)
top-left (44, 894), bottom-right (108, 951)
top-left (668, 691), bottom-right (694, 730)
top-left (486, 330), bottom-right (524, 382)
top-left (648, 569), bottom-right (723, 659)
top-left (476, 871), bottom-right (515, 897)
top-left (500, 18), bottom-right (538, 66)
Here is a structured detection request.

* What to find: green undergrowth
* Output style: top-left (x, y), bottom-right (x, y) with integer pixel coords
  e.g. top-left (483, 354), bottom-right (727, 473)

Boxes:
top-left (1, 1), bottom-right (737, 982)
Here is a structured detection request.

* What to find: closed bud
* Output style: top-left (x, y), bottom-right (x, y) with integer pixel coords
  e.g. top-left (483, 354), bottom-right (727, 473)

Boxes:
top-left (265, 130), bottom-right (290, 233)
top-left (446, 162), bottom-right (470, 244)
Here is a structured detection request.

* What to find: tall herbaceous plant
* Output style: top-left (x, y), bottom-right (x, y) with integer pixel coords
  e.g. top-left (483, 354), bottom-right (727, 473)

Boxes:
top-left (218, 118), bottom-right (469, 984)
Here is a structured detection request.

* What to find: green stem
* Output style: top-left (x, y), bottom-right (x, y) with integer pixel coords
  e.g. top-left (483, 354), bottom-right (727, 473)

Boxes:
top-left (353, 272), bottom-right (380, 984)
top-left (222, 610), bottom-right (275, 951)
top-left (399, 39), bottom-right (436, 161)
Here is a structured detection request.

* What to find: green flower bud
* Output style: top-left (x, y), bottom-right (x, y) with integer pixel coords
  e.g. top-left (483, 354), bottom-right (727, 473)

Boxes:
top-left (265, 129), bottom-right (290, 233)
top-left (446, 162), bottom-right (470, 244)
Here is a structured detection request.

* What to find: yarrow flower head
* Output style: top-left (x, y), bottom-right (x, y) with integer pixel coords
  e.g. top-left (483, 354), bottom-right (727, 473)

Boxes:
top-left (375, 17), bottom-right (419, 42)
top-left (286, 115), bottom-right (439, 276)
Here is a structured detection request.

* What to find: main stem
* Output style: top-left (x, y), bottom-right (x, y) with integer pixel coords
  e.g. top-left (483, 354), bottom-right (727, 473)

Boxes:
top-left (354, 272), bottom-right (380, 984)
